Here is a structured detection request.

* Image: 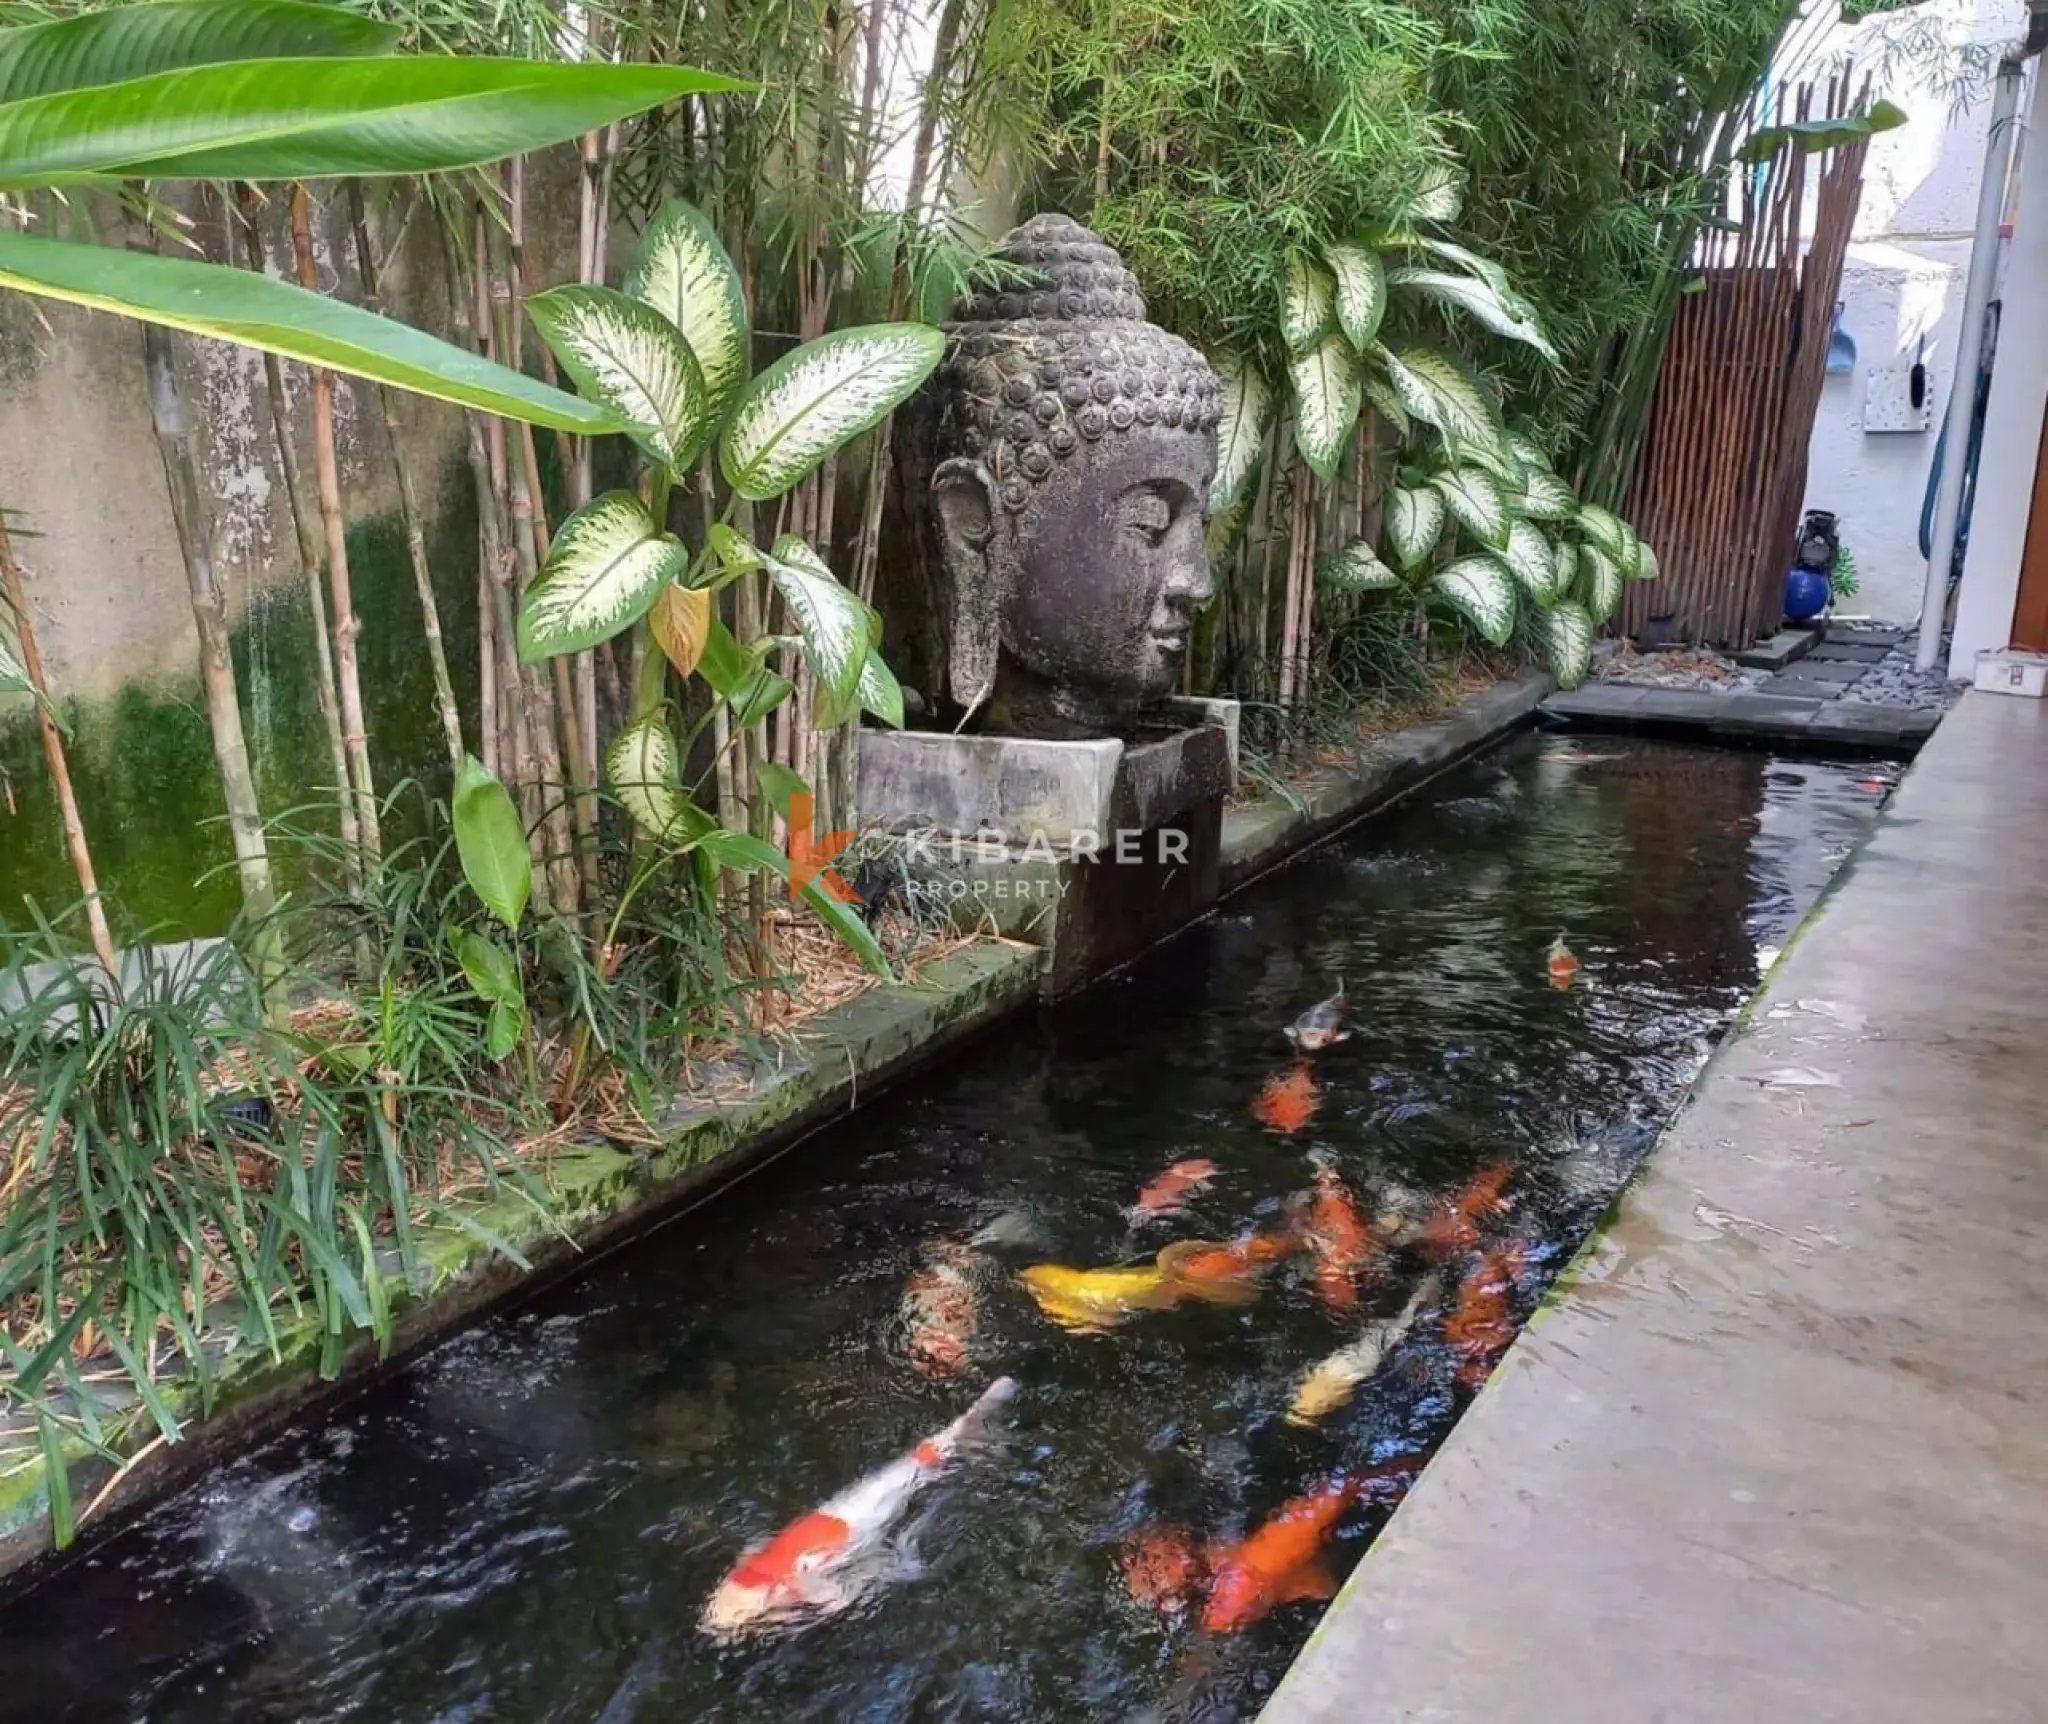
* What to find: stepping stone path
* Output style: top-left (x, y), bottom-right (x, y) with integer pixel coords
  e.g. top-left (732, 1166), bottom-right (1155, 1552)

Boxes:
top-left (1546, 620), bottom-right (1967, 753)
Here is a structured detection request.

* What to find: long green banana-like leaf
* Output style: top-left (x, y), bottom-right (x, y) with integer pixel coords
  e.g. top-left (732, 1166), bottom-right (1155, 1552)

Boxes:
top-left (0, 57), bottom-right (743, 187)
top-left (0, 0), bottom-right (399, 104)
top-left (0, 228), bottom-right (624, 432)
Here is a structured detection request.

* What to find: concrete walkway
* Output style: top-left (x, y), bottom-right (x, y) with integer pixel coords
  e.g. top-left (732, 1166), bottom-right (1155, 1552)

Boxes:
top-left (1264, 689), bottom-right (2048, 1724)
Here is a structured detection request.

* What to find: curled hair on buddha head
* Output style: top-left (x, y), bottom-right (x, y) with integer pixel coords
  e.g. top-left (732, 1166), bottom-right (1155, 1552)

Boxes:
top-left (931, 213), bottom-right (1222, 512)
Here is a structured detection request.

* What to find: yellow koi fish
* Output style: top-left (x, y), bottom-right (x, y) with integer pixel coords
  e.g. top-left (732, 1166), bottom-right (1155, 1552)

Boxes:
top-left (1019, 1262), bottom-right (1181, 1332)
top-left (1286, 1274), bottom-right (1441, 1427)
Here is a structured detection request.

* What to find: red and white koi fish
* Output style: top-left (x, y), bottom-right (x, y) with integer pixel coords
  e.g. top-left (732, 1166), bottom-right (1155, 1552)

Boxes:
top-left (1128, 1157), bottom-right (1220, 1224)
top-left (1444, 1243), bottom-right (1528, 1387)
top-left (1547, 934), bottom-right (1581, 990)
top-left (699, 1376), bottom-right (1019, 1639)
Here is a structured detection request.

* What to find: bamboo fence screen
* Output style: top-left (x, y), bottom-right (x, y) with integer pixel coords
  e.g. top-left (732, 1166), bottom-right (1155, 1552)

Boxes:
top-left (1622, 75), bottom-right (1872, 648)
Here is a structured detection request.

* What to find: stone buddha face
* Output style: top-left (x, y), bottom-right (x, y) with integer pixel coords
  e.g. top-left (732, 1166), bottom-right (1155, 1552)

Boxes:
top-left (924, 215), bottom-right (1221, 739)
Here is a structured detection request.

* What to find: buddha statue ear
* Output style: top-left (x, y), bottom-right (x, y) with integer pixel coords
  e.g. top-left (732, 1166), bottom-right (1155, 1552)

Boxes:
top-left (931, 457), bottom-right (1001, 714)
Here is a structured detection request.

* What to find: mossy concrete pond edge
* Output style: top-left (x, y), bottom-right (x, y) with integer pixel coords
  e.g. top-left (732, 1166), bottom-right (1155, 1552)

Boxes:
top-left (0, 671), bottom-right (1556, 1590)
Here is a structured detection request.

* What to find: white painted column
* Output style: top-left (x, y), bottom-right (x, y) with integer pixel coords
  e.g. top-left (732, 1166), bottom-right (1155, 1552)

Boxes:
top-left (1951, 64), bottom-right (2048, 674)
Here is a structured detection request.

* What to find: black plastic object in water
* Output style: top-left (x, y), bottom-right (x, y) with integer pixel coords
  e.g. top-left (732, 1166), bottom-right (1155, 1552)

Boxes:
top-left (0, 737), bottom-right (1893, 1724)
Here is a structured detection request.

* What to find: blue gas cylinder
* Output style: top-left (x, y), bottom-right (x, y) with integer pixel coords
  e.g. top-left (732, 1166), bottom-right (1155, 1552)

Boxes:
top-left (1784, 566), bottom-right (1830, 623)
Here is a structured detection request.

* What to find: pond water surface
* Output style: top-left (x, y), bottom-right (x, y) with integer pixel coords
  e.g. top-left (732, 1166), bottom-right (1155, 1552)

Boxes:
top-left (0, 734), bottom-right (1893, 1724)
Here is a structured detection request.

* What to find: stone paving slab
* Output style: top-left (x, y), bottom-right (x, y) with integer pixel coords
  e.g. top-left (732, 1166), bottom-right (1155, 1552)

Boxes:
top-left (1546, 684), bottom-right (1933, 754)
top-left (1774, 658), bottom-right (1867, 684)
top-left (1733, 628), bottom-right (1820, 670)
top-left (1262, 690), bottom-right (2048, 1724)
top-left (1807, 641), bottom-right (1892, 664)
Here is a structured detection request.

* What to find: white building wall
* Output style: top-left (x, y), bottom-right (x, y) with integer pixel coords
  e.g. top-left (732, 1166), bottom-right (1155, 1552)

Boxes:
top-left (1797, 0), bottom-right (2026, 623)
top-left (1950, 60), bottom-right (2048, 673)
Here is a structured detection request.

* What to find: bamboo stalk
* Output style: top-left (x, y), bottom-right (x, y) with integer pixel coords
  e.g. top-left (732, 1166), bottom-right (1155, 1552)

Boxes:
top-left (345, 181), bottom-right (464, 776)
top-left (233, 186), bottom-right (359, 895)
top-left (289, 184), bottom-right (382, 859)
top-left (0, 512), bottom-right (119, 978)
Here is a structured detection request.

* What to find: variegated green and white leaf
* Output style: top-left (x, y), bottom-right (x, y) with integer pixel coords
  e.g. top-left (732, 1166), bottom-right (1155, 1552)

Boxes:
top-left (0, 630), bottom-right (26, 695)
top-left (517, 491), bottom-right (685, 662)
top-left (1577, 543), bottom-right (1621, 616)
top-left (1506, 427), bottom-right (1552, 475)
top-left (1431, 465), bottom-right (1509, 549)
top-left (1396, 164), bottom-right (1463, 226)
top-left (764, 533), bottom-right (872, 723)
top-left (1389, 267), bottom-right (1558, 362)
top-left (1535, 599), bottom-right (1596, 689)
top-left (607, 717), bottom-right (686, 841)
top-left (1554, 541), bottom-right (1578, 599)
top-left (1432, 554), bottom-right (1519, 646)
top-left (1281, 258), bottom-right (1335, 354)
top-left (1414, 237), bottom-right (1526, 305)
top-left (857, 648), bottom-right (905, 729)
top-left (1578, 541), bottom-right (1624, 624)
top-left (1386, 482), bottom-right (1444, 569)
top-left (1519, 466), bottom-right (1577, 521)
top-left (1575, 501), bottom-right (1627, 559)
top-left (1320, 538), bottom-right (1402, 594)
top-left (1377, 344), bottom-right (1506, 466)
top-left (721, 321), bottom-right (944, 501)
top-left (624, 197), bottom-right (749, 422)
top-left (1634, 535), bottom-right (1661, 583)
top-left (1502, 518), bottom-right (1561, 601)
top-left (1209, 351), bottom-right (1272, 516)
top-left (1326, 242), bottom-right (1387, 351)
top-left (1289, 334), bottom-right (1360, 482)
top-left (1360, 364), bottom-right (1410, 439)
top-left (1461, 435), bottom-right (1525, 486)
top-left (1618, 518), bottom-right (1644, 580)
top-left (526, 285), bottom-right (710, 471)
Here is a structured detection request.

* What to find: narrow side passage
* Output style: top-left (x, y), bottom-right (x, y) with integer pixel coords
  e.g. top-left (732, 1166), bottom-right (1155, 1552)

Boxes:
top-left (1263, 690), bottom-right (2048, 1724)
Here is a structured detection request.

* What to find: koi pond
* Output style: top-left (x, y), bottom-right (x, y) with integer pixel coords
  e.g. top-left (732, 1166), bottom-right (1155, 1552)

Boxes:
top-left (0, 733), bottom-right (1893, 1724)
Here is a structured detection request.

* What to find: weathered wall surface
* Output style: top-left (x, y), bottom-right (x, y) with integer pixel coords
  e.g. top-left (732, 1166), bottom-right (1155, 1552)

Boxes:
top-left (0, 155), bottom-right (582, 935)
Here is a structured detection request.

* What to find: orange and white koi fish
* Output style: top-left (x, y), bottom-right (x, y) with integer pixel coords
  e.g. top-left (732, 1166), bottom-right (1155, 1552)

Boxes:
top-left (1156, 1227), bottom-right (1302, 1307)
top-left (1251, 1062), bottom-right (1321, 1135)
top-left (1305, 1159), bottom-right (1374, 1315)
top-left (1418, 1162), bottom-right (1514, 1257)
top-left (1285, 982), bottom-right (1350, 1053)
top-left (699, 1376), bottom-right (1019, 1639)
top-left (1444, 1243), bottom-right (1528, 1387)
top-left (898, 1243), bottom-right (977, 1380)
top-left (1128, 1157), bottom-right (1220, 1223)
top-left (1286, 1273), bottom-right (1442, 1426)
top-left (1547, 934), bottom-right (1581, 990)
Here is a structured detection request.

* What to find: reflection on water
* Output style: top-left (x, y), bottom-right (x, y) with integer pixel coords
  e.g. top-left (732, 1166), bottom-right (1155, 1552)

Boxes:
top-left (0, 736), bottom-right (1890, 1724)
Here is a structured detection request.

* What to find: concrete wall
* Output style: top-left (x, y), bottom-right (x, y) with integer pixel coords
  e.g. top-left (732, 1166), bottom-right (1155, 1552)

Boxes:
top-left (0, 159), bottom-right (582, 935)
top-left (1796, 0), bottom-right (2027, 623)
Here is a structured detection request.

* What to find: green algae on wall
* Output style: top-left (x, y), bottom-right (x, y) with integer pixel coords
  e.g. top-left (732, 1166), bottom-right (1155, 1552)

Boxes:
top-left (0, 476), bottom-right (480, 941)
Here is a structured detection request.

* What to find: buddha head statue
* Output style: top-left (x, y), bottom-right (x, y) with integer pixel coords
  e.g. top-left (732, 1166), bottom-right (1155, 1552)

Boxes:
top-left (926, 214), bottom-right (1221, 739)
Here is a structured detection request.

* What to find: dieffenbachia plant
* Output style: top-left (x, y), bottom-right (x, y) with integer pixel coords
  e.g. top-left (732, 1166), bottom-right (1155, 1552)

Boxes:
top-left (1318, 429), bottom-right (1658, 689)
top-left (1210, 169), bottom-right (1659, 689)
top-left (508, 197), bottom-right (942, 970)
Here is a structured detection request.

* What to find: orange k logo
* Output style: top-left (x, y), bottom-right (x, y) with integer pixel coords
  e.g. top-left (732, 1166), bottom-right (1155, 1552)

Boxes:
top-left (788, 792), bottom-right (860, 903)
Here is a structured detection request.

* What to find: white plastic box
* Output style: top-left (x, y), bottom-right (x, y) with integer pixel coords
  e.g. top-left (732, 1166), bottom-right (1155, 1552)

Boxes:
top-left (1973, 648), bottom-right (2048, 698)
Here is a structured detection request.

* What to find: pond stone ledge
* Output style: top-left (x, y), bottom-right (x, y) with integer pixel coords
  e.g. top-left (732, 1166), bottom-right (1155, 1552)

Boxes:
top-left (0, 938), bottom-right (1041, 1587)
top-left (0, 669), bottom-right (1557, 1587)
top-left (1221, 668), bottom-right (1556, 893)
